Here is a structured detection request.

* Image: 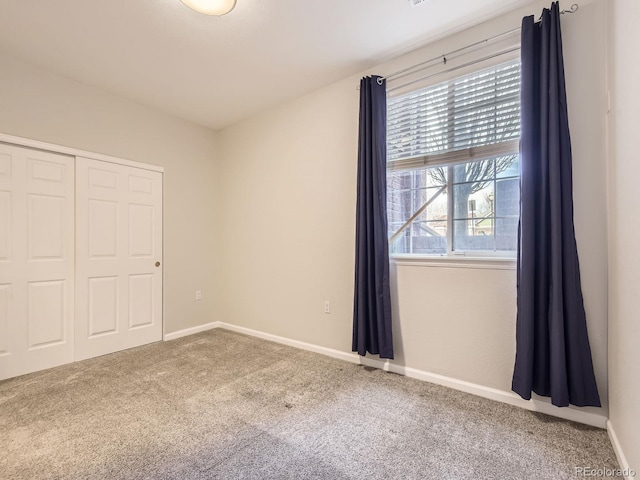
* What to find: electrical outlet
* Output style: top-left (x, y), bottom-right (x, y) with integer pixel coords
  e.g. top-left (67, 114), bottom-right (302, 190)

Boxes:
top-left (324, 301), bottom-right (330, 314)
top-left (196, 290), bottom-right (202, 300)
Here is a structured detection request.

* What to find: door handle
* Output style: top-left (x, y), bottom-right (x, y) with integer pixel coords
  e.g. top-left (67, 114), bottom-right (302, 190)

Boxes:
top-left (155, 261), bottom-right (161, 267)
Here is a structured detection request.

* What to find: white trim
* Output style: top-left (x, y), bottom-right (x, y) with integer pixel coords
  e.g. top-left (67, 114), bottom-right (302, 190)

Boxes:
top-left (163, 322), bottom-right (221, 341)
top-left (0, 132), bottom-right (164, 173)
top-left (217, 322), bottom-right (359, 364)
top-left (392, 255), bottom-right (517, 270)
top-left (356, 356), bottom-right (606, 428)
top-left (179, 321), bottom-right (607, 428)
top-left (607, 420), bottom-right (635, 478)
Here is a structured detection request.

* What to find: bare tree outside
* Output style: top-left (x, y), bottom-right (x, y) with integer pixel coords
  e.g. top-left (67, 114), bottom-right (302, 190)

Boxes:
top-left (428, 155), bottom-right (516, 238)
top-left (386, 60), bottom-right (521, 253)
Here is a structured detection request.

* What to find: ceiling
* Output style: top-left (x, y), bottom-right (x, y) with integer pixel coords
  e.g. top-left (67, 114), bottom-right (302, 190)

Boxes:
top-left (0, 0), bottom-right (533, 130)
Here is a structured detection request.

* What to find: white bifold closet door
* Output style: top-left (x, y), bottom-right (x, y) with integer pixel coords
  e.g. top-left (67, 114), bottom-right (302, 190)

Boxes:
top-left (75, 157), bottom-right (162, 361)
top-left (0, 144), bottom-right (75, 380)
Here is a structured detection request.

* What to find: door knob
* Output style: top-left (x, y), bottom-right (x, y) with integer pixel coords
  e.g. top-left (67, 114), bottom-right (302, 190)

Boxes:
top-left (155, 261), bottom-right (161, 267)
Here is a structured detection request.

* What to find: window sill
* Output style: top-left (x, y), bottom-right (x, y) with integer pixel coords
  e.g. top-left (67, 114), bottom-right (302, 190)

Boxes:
top-left (390, 254), bottom-right (516, 270)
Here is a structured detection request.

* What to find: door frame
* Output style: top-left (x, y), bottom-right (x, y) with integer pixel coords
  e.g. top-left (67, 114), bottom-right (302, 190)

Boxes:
top-left (0, 133), bottom-right (164, 174)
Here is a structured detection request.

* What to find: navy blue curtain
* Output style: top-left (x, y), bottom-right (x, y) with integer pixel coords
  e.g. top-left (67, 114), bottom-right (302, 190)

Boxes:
top-left (352, 76), bottom-right (394, 359)
top-left (512, 3), bottom-right (600, 407)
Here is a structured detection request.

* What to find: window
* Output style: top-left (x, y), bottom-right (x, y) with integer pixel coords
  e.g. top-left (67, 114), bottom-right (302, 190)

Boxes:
top-left (387, 60), bottom-right (521, 256)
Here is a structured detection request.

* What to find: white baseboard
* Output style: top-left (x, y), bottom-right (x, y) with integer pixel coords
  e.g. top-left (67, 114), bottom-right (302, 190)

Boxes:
top-left (168, 321), bottom-right (608, 429)
top-left (607, 420), bottom-right (635, 478)
top-left (163, 321), bottom-right (220, 341)
top-left (217, 322), bottom-right (359, 364)
top-left (356, 356), bottom-right (607, 428)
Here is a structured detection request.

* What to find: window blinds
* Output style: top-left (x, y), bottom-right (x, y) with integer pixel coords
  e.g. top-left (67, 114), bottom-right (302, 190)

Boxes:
top-left (387, 60), bottom-right (520, 170)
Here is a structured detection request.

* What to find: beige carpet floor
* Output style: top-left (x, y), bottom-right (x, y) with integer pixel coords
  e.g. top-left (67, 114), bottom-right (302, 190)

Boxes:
top-left (0, 329), bottom-right (619, 479)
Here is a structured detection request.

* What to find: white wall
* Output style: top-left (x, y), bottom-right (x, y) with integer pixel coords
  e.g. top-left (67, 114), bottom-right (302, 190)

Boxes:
top-left (217, 0), bottom-right (609, 417)
top-left (607, 0), bottom-right (640, 471)
top-left (0, 50), bottom-right (219, 335)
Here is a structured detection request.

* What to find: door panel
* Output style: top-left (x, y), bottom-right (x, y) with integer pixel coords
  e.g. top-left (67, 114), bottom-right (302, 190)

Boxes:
top-left (0, 191), bottom-right (11, 261)
top-left (88, 276), bottom-right (119, 337)
top-left (27, 280), bottom-right (66, 349)
top-left (88, 199), bottom-right (118, 257)
top-left (129, 204), bottom-right (154, 257)
top-left (76, 157), bottom-right (162, 361)
top-left (0, 144), bottom-right (74, 380)
top-left (0, 284), bottom-right (10, 355)
top-left (129, 274), bottom-right (154, 329)
top-left (28, 194), bottom-right (65, 260)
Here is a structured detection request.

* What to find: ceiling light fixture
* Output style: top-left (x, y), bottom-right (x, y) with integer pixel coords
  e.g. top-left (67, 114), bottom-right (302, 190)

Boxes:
top-left (180, 0), bottom-right (237, 16)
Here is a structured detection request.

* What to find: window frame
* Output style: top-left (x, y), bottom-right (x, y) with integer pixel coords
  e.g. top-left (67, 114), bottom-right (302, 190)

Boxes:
top-left (386, 57), bottom-right (521, 262)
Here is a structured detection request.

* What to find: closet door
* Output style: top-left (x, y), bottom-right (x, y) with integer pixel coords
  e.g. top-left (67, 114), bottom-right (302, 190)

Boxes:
top-left (75, 157), bottom-right (162, 361)
top-left (0, 144), bottom-right (75, 380)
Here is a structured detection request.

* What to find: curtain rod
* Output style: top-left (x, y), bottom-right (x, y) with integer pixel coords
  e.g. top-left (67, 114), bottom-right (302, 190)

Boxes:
top-left (387, 45), bottom-right (520, 93)
top-left (377, 3), bottom-right (579, 86)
